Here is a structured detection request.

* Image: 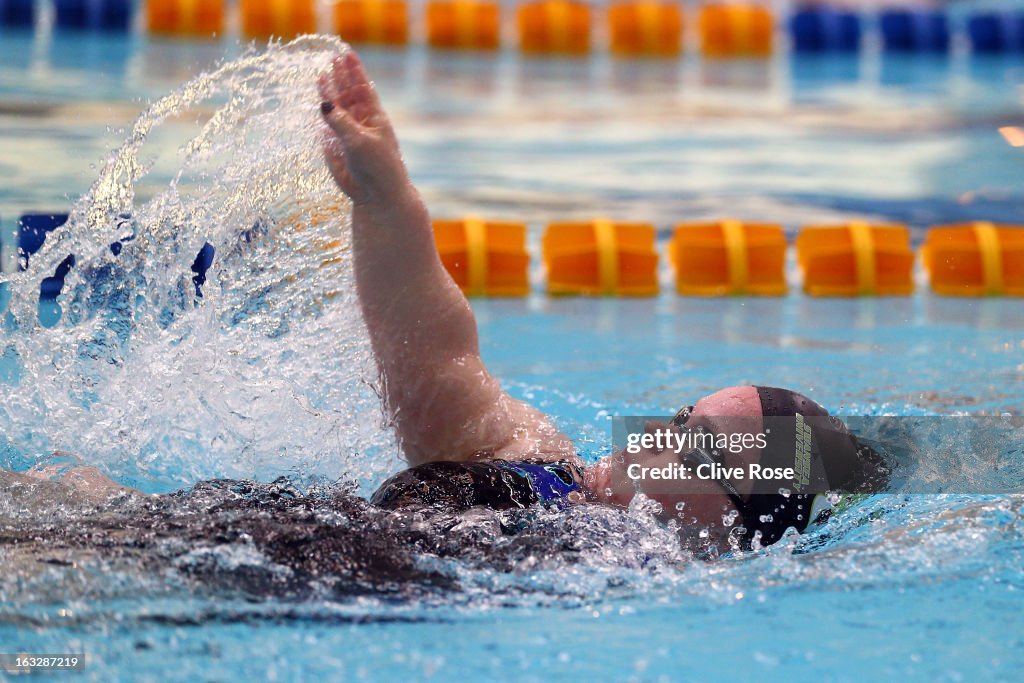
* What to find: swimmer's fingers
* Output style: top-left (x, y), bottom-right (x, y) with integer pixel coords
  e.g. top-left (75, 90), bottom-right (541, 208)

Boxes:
top-left (334, 52), bottom-right (381, 111)
top-left (319, 114), bottom-right (372, 204)
top-left (341, 84), bottom-right (386, 129)
top-left (318, 72), bottom-right (343, 115)
top-left (330, 52), bottom-right (391, 133)
top-left (322, 104), bottom-right (360, 145)
top-left (318, 51), bottom-right (405, 204)
top-left (319, 75), bottom-right (363, 146)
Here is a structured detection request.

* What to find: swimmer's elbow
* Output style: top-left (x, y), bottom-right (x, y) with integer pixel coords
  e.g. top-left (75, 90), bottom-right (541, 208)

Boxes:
top-left (387, 357), bottom-right (510, 465)
top-left (389, 365), bottom-right (572, 467)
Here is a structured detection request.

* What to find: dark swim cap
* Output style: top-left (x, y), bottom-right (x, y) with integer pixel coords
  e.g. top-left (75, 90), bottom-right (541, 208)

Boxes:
top-left (673, 386), bottom-right (889, 549)
top-left (754, 386), bottom-right (889, 496)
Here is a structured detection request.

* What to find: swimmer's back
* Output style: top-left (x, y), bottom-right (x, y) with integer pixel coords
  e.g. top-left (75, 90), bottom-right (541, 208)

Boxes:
top-left (370, 459), bottom-right (587, 511)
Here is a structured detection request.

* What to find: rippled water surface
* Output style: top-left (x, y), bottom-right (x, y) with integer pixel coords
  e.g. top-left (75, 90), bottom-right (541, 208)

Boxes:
top-left (1, 29), bottom-right (1024, 683)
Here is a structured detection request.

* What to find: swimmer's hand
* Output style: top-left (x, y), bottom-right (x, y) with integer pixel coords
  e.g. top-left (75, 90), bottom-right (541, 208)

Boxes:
top-left (318, 51), bottom-right (406, 207)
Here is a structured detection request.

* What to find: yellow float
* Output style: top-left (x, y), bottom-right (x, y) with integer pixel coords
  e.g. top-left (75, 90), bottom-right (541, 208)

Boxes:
top-left (797, 222), bottom-right (915, 296)
top-left (434, 217), bottom-right (530, 296)
top-left (426, 0), bottom-right (501, 50)
top-left (671, 219), bottom-right (786, 295)
top-left (517, 0), bottom-right (592, 55)
top-left (542, 219), bottom-right (659, 296)
top-left (240, 0), bottom-right (316, 40)
top-left (699, 3), bottom-right (774, 58)
top-left (922, 222), bottom-right (1024, 296)
top-left (608, 1), bottom-right (684, 58)
top-left (147, 0), bottom-right (224, 37)
top-left (333, 0), bottom-right (410, 46)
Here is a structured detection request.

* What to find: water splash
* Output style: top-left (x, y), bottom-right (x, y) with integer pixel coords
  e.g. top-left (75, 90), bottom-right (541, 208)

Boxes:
top-left (0, 36), bottom-right (395, 491)
top-left (0, 33), bottom-right (1021, 628)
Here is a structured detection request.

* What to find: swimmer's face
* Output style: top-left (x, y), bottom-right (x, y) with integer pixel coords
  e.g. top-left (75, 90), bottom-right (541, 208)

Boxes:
top-left (589, 421), bottom-right (742, 546)
top-left (586, 387), bottom-right (766, 548)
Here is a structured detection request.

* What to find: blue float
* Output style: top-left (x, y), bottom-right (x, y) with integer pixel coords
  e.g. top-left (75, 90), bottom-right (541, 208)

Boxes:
top-left (0, 0), bottom-right (35, 28)
top-left (880, 9), bottom-right (949, 53)
top-left (17, 214), bottom-right (69, 265)
top-left (17, 212), bottom-right (215, 301)
top-left (968, 13), bottom-right (1024, 54)
top-left (53, 0), bottom-right (133, 32)
top-left (17, 214), bottom-right (70, 300)
top-left (40, 255), bottom-right (75, 300)
top-left (191, 242), bottom-right (215, 298)
top-left (789, 6), bottom-right (861, 53)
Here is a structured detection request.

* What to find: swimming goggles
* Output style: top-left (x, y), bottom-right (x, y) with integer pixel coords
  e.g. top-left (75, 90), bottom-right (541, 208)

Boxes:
top-left (670, 405), bottom-right (747, 503)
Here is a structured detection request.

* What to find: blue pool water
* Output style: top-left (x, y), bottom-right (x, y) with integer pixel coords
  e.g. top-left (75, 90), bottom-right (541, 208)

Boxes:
top-left (2, 26), bottom-right (1024, 683)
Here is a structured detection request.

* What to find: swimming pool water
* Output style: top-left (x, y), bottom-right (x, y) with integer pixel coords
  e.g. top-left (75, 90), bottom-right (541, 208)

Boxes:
top-left (1, 28), bottom-right (1024, 683)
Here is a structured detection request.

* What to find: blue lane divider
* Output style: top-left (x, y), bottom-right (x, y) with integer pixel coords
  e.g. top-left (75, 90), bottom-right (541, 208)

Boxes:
top-left (880, 9), bottom-right (950, 53)
top-left (7, 3), bottom-right (1024, 60)
top-left (790, 6), bottom-right (861, 53)
top-left (54, 0), bottom-right (133, 32)
top-left (0, 0), bottom-right (35, 28)
top-left (968, 12), bottom-right (1024, 54)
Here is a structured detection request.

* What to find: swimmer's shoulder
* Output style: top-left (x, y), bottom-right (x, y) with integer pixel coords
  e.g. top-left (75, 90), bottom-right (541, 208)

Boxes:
top-left (490, 397), bottom-right (579, 466)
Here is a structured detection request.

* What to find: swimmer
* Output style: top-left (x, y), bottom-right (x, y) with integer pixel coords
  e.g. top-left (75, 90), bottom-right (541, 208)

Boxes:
top-left (0, 51), bottom-right (888, 559)
top-left (316, 50), bottom-right (890, 553)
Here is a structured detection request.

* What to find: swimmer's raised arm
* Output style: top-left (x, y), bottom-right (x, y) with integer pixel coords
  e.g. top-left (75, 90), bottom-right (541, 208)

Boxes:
top-left (318, 51), bottom-right (574, 467)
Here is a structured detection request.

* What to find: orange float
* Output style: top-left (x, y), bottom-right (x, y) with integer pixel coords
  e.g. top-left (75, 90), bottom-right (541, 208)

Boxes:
top-left (797, 222), bottom-right (915, 296)
top-left (240, 0), bottom-right (316, 40)
top-left (542, 219), bottom-right (659, 296)
top-left (426, 0), bottom-right (501, 50)
top-left (608, 1), bottom-right (684, 57)
top-left (670, 219), bottom-right (786, 295)
top-left (147, 0), bottom-right (224, 37)
top-left (334, 0), bottom-right (409, 45)
top-left (699, 3), bottom-right (774, 58)
top-left (922, 222), bottom-right (1024, 296)
top-left (434, 217), bottom-right (530, 296)
top-left (517, 0), bottom-right (592, 55)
